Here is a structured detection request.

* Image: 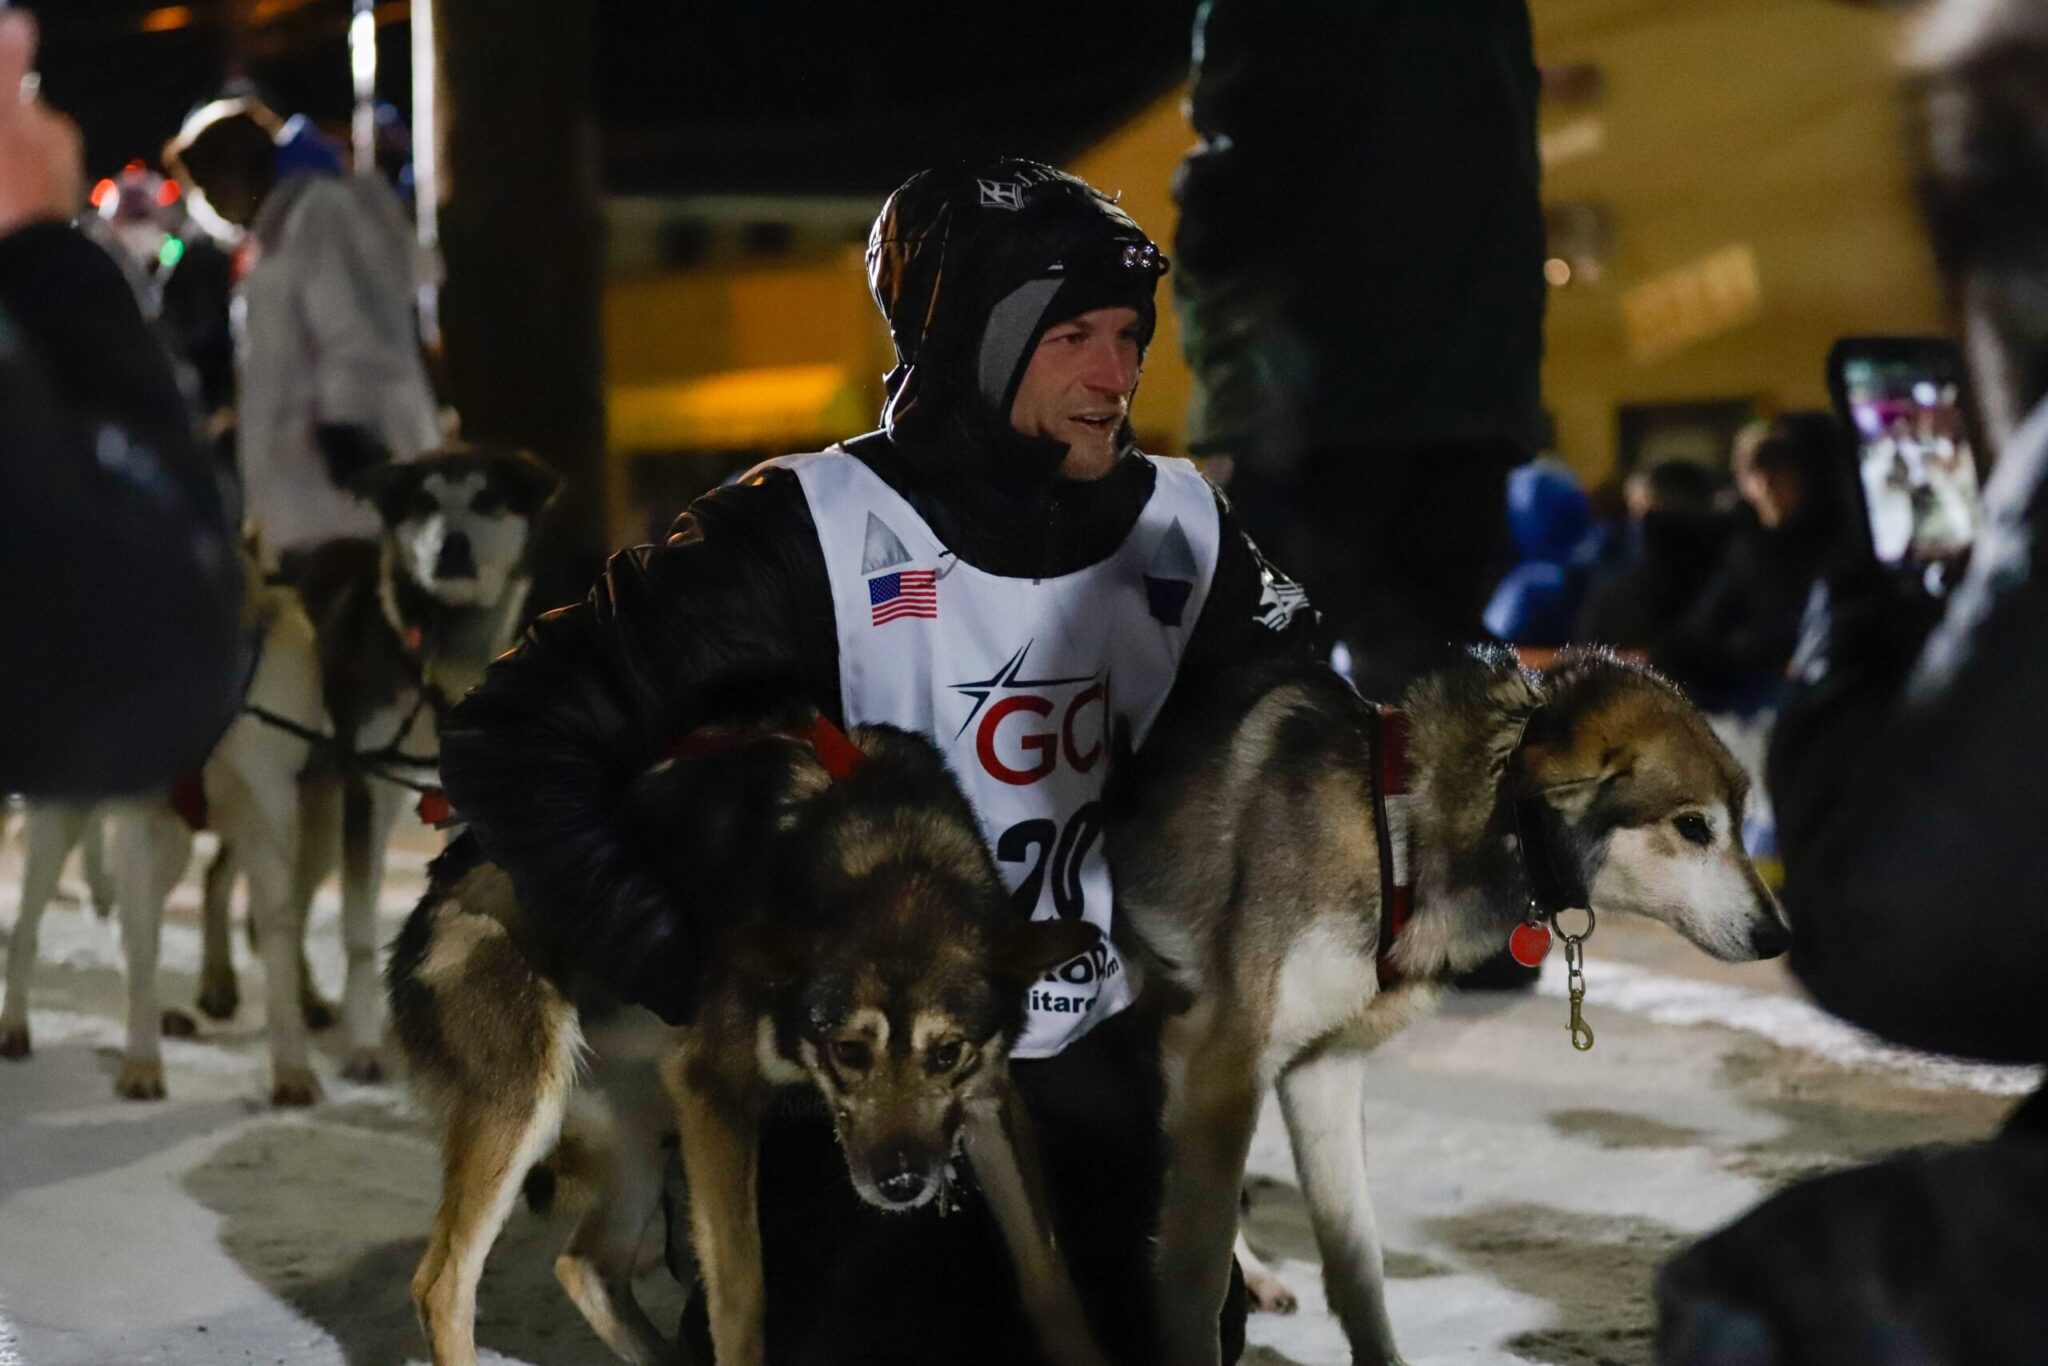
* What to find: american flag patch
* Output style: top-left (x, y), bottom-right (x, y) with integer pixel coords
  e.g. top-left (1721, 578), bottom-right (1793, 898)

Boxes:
top-left (869, 569), bottom-right (938, 625)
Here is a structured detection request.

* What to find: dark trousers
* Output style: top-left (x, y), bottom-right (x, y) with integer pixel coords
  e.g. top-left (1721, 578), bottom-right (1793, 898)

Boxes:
top-left (1269, 441), bottom-right (1518, 701)
top-left (680, 1008), bottom-right (1247, 1365)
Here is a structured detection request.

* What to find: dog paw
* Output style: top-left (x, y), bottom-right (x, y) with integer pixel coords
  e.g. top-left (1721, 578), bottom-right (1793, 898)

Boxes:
top-left (195, 978), bottom-right (240, 1022)
top-left (270, 1066), bottom-right (323, 1107)
top-left (339, 1050), bottom-right (385, 1085)
top-left (1245, 1269), bottom-right (1298, 1314)
top-left (300, 995), bottom-right (339, 1032)
top-left (0, 1024), bottom-right (30, 1060)
top-left (160, 1007), bottom-right (199, 1039)
top-left (115, 1058), bottom-right (167, 1100)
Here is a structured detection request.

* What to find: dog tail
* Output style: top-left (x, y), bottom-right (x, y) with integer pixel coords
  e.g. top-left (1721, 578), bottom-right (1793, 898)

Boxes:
top-left (521, 1158), bottom-right (558, 1215)
top-left (517, 1113), bottom-right (610, 1217)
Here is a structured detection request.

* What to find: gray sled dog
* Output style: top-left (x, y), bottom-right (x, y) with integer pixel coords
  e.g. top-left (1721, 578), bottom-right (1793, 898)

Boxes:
top-left (389, 714), bottom-right (1108, 1366)
top-left (1109, 647), bottom-right (1788, 1366)
top-left (196, 444), bottom-right (558, 1091)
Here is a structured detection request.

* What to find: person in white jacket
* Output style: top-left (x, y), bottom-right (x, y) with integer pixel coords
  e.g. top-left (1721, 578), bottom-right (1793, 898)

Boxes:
top-left (166, 96), bottom-right (440, 559)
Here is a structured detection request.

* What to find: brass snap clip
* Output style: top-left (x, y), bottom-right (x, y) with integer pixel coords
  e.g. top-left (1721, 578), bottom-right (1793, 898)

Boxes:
top-left (1556, 906), bottom-right (1596, 1052)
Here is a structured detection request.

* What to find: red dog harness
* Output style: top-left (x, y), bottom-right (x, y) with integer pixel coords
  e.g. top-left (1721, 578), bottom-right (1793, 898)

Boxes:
top-left (666, 713), bottom-right (864, 783)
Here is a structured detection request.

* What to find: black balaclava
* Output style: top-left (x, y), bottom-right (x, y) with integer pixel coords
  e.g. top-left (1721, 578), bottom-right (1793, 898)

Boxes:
top-left (866, 158), bottom-right (1169, 490)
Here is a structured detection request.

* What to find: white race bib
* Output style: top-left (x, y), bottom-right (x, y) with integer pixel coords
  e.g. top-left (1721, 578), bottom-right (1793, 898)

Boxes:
top-left (779, 451), bottom-right (1220, 1056)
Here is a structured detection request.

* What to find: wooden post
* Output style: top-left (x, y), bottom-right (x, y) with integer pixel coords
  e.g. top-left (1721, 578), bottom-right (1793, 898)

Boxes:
top-left (429, 0), bottom-right (608, 610)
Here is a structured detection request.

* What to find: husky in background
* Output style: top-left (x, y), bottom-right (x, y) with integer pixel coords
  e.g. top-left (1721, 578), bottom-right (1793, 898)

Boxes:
top-left (199, 445), bottom-right (558, 1088)
top-left (4, 447), bottom-right (555, 1105)
top-left (1111, 647), bottom-right (1787, 1366)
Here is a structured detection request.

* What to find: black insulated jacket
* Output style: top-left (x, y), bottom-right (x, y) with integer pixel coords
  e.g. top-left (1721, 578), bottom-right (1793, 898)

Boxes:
top-left (440, 433), bottom-right (1312, 1023)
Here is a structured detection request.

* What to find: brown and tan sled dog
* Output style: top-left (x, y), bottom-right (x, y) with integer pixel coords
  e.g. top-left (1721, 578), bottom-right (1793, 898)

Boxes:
top-left (1109, 647), bottom-right (1789, 1366)
top-left (388, 713), bottom-right (1109, 1366)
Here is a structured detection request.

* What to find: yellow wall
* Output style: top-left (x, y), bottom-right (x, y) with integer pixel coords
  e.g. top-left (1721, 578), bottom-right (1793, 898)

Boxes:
top-left (605, 246), bottom-right (889, 398)
top-left (1068, 91), bottom-right (1196, 452)
top-left (603, 0), bottom-right (1943, 486)
top-left (1534, 0), bottom-right (1945, 479)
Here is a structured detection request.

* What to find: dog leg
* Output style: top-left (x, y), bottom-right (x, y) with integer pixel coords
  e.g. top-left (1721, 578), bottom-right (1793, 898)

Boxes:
top-left (1277, 1050), bottom-right (1404, 1366)
top-left (1, 804), bottom-right (89, 1058)
top-left (338, 776), bottom-right (403, 1082)
top-left (110, 804), bottom-right (191, 1100)
top-left (248, 823), bottom-right (320, 1107)
top-left (414, 1086), bottom-right (574, 1366)
top-left (290, 774), bottom-right (343, 1030)
top-left (667, 1058), bottom-right (764, 1366)
top-left (1234, 1227), bottom-right (1298, 1315)
top-left (554, 1137), bottom-right (680, 1366)
top-left (554, 1065), bottom-right (684, 1364)
top-left (80, 810), bottom-right (116, 917)
top-left (965, 1084), bottom-right (1112, 1366)
top-left (1154, 1007), bottom-right (1263, 1366)
top-left (196, 839), bottom-right (240, 1021)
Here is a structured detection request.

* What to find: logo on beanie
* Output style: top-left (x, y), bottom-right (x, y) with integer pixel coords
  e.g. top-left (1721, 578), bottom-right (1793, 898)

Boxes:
top-left (978, 179), bottom-right (1026, 211)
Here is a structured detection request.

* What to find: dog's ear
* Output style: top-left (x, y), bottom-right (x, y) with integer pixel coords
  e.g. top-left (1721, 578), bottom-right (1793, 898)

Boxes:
top-left (1515, 729), bottom-right (1635, 821)
top-left (346, 458), bottom-right (428, 523)
top-left (489, 449), bottom-right (563, 518)
top-left (992, 918), bottom-right (1100, 987)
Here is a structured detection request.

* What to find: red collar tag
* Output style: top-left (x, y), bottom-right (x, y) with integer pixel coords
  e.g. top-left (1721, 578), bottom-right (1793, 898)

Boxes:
top-left (417, 787), bottom-right (453, 827)
top-left (808, 714), bottom-right (864, 783)
top-left (1509, 919), bottom-right (1553, 967)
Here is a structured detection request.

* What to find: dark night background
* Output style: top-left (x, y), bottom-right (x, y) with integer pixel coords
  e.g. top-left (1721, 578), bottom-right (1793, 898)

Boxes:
top-left (34, 0), bottom-right (1200, 196)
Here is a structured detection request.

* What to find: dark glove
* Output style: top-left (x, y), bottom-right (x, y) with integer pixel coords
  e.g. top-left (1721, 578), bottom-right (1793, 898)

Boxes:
top-left (1785, 562), bottom-right (1945, 699)
top-left (1770, 563), bottom-right (1945, 864)
top-left (312, 422), bottom-right (392, 489)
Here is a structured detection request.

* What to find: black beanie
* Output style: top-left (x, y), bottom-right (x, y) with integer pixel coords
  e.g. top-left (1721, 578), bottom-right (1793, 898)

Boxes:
top-left (867, 159), bottom-right (1169, 441)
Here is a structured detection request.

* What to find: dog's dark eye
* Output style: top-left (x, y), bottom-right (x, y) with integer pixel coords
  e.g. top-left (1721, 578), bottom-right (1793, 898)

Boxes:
top-left (831, 1039), bottom-right (873, 1072)
top-left (471, 487), bottom-right (508, 516)
top-left (404, 490), bottom-right (439, 522)
top-left (1673, 814), bottom-right (1713, 847)
top-left (927, 1040), bottom-right (964, 1073)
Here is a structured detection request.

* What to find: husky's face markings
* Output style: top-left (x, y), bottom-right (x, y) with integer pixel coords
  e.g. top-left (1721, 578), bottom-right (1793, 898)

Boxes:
top-left (356, 449), bottom-right (560, 609)
top-left (1528, 695), bottom-right (1789, 962)
top-left (392, 472), bottom-right (532, 607)
top-left (785, 871), bottom-right (1096, 1212)
top-left (799, 985), bottom-right (992, 1211)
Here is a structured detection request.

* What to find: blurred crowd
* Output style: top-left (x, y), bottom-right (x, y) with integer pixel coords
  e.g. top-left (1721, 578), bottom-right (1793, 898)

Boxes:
top-left (1484, 411), bottom-right (1844, 717)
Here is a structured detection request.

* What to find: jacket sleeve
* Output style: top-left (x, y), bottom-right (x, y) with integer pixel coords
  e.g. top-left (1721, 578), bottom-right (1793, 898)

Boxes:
top-left (437, 469), bottom-right (837, 1022)
top-left (1175, 486), bottom-right (1320, 691)
top-left (292, 179), bottom-right (427, 436)
top-left (0, 223), bottom-right (244, 798)
top-left (1768, 433), bottom-right (2048, 1063)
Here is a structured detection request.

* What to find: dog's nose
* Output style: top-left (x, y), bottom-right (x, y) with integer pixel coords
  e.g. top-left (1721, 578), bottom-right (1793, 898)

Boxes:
top-left (1749, 917), bottom-right (1791, 960)
top-left (875, 1169), bottom-right (928, 1206)
top-left (435, 530), bottom-right (477, 580)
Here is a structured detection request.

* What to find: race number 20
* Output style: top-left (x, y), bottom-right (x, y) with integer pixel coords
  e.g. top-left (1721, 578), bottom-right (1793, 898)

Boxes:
top-left (996, 801), bottom-right (1104, 920)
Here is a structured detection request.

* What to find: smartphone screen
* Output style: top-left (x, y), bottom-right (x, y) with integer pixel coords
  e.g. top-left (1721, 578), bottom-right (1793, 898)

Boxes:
top-left (1830, 339), bottom-right (1982, 565)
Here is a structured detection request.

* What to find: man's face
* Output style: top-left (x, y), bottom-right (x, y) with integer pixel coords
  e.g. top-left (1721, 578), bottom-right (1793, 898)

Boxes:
top-left (196, 168), bottom-right (266, 229)
top-left (1737, 465), bottom-right (1802, 528)
top-left (1008, 305), bottom-right (1144, 481)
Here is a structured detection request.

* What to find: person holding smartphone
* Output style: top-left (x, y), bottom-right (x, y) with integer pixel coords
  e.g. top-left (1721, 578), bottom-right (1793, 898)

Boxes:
top-left (0, 9), bottom-right (246, 798)
top-left (1657, 0), bottom-right (2048, 1357)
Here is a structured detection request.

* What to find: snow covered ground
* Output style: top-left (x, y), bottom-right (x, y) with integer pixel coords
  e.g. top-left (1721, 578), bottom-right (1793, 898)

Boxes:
top-left (0, 816), bottom-right (2033, 1365)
